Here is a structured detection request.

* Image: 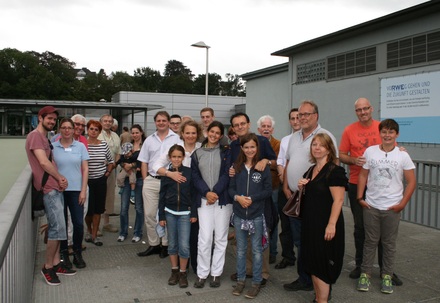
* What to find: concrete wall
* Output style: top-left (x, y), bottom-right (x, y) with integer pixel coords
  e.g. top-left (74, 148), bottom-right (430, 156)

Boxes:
top-left (113, 92), bottom-right (245, 136)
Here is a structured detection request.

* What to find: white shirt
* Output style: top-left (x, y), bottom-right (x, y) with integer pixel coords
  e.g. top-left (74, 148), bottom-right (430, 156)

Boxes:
top-left (152, 139), bottom-right (201, 172)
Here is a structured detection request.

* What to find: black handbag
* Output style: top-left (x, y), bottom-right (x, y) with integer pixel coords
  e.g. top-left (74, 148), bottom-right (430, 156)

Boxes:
top-left (282, 166), bottom-right (313, 218)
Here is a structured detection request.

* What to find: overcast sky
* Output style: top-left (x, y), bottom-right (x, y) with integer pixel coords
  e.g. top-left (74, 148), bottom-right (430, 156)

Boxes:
top-left (0, 0), bottom-right (428, 79)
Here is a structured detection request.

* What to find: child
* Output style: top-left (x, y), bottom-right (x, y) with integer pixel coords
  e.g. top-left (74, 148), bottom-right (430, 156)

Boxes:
top-left (356, 119), bottom-right (416, 294)
top-left (158, 144), bottom-right (197, 288)
top-left (228, 133), bottom-right (272, 299)
top-left (116, 142), bottom-right (137, 201)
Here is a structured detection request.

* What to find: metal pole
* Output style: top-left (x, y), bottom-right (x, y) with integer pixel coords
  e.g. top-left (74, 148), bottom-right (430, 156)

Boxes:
top-left (205, 47), bottom-right (209, 107)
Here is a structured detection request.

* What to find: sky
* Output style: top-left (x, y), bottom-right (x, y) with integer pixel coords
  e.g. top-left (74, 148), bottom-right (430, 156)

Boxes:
top-left (0, 0), bottom-right (429, 79)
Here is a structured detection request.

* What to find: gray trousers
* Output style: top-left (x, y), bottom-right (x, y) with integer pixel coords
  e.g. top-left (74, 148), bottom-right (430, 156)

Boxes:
top-left (361, 207), bottom-right (400, 277)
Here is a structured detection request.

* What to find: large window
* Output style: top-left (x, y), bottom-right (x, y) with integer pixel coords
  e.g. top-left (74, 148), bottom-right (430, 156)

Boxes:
top-left (327, 47), bottom-right (376, 79)
top-left (387, 30), bottom-right (440, 68)
top-left (296, 60), bottom-right (326, 84)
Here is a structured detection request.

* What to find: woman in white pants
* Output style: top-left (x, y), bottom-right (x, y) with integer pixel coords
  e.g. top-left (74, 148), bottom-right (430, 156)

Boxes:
top-left (191, 121), bottom-right (232, 288)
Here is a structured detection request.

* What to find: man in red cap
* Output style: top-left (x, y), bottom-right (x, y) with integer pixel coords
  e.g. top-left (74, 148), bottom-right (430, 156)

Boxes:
top-left (26, 106), bottom-right (77, 286)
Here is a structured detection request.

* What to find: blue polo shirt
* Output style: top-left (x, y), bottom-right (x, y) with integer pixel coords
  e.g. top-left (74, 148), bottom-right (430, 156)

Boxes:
top-left (53, 140), bottom-right (89, 191)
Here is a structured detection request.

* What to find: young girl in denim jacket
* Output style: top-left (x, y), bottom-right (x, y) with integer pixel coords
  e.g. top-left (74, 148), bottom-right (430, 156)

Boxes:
top-left (158, 145), bottom-right (197, 288)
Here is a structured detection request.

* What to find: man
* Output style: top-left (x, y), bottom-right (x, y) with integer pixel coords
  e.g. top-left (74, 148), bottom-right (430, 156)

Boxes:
top-left (229, 112), bottom-right (277, 287)
top-left (26, 106), bottom-right (76, 286)
top-left (169, 114), bottom-right (182, 135)
top-left (98, 114), bottom-right (120, 231)
top-left (256, 115), bottom-right (280, 265)
top-left (137, 111), bottom-right (180, 257)
top-left (283, 100), bottom-right (338, 292)
top-left (120, 126), bottom-right (132, 146)
top-left (111, 118), bottom-right (119, 132)
top-left (199, 107), bottom-right (228, 145)
top-left (339, 97), bottom-right (403, 286)
top-left (275, 108), bottom-right (300, 270)
top-left (356, 119), bottom-right (415, 294)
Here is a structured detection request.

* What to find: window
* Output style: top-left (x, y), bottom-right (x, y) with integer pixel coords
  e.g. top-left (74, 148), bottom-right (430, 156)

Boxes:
top-left (327, 47), bottom-right (376, 79)
top-left (296, 60), bottom-right (326, 84)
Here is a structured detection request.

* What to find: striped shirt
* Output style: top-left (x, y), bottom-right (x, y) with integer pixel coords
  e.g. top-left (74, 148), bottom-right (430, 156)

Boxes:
top-left (88, 141), bottom-right (114, 179)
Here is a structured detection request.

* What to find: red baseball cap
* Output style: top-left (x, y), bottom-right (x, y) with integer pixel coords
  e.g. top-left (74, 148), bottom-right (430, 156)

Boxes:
top-left (38, 106), bottom-right (60, 117)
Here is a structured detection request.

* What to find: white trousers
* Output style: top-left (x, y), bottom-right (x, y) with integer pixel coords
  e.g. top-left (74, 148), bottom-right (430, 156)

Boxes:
top-left (196, 200), bottom-right (232, 279)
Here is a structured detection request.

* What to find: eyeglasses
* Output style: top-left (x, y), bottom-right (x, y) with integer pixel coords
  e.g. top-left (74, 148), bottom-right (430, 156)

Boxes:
top-left (74, 122), bottom-right (86, 128)
top-left (355, 106), bottom-right (371, 113)
top-left (60, 127), bottom-right (73, 130)
top-left (298, 112), bottom-right (316, 118)
top-left (232, 122), bottom-right (248, 128)
top-left (88, 127), bottom-right (100, 131)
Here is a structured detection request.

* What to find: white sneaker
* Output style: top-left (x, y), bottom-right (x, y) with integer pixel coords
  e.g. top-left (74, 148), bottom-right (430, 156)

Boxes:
top-left (132, 236), bottom-right (141, 243)
top-left (117, 236), bottom-right (125, 242)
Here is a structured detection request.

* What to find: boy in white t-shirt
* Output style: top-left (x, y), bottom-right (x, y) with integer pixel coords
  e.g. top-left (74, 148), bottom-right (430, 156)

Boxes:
top-left (356, 119), bottom-right (416, 295)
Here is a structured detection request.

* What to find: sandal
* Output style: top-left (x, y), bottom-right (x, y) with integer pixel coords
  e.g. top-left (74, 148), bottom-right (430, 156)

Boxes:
top-left (85, 234), bottom-right (92, 243)
top-left (93, 237), bottom-right (103, 246)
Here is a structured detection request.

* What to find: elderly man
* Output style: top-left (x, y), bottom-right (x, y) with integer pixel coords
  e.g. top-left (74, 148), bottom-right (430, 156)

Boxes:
top-left (283, 100), bottom-right (338, 292)
top-left (257, 115), bottom-right (280, 265)
top-left (274, 108), bottom-right (300, 270)
top-left (26, 106), bottom-right (75, 286)
top-left (339, 97), bottom-right (403, 286)
top-left (98, 114), bottom-right (120, 232)
top-left (169, 114), bottom-right (182, 135)
top-left (137, 111), bottom-right (180, 257)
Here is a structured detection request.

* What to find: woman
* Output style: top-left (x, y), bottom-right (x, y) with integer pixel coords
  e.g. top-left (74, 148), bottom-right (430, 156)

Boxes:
top-left (229, 133), bottom-right (272, 299)
top-left (192, 121), bottom-right (231, 288)
top-left (298, 133), bottom-right (347, 303)
top-left (118, 124), bottom-right (146, 243)
top-left (158, 145), bottom-right (197, 288)
top-left (85, 120), bottom-right (114, 246)
top-left (52, 118), bottom-right (89, 269)
top-left (153, 120), bottom-right (202, 267)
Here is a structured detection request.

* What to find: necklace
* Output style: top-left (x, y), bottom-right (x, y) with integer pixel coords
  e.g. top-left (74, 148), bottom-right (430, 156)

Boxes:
top-left (380, 144), bottom-right (394, 157)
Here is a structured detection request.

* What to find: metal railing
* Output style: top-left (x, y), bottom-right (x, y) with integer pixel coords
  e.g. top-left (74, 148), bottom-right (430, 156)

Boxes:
top-left (0, 166), bottom-right (37, 303)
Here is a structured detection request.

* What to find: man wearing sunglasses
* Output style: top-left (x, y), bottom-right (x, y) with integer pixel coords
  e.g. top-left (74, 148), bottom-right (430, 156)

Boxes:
top-left (26, 106), bottom-right (73, 286)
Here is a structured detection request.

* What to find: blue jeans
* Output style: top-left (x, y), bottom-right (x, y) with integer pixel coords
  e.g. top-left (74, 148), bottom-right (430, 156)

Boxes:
top-left (234, 215), bottom-right (263, 285)
top-left (289, 216), bottom-right (312, 286)
top-left (44, 190), bottom-right (66, 241)
top-left (61, 191), bottom-right (84, 252)
top-left (269, 188), bottom-right (279, 257)
top-left (120, 177), bottom-right (144, 238)
top-left (165, 212), bottom-right (191, 258)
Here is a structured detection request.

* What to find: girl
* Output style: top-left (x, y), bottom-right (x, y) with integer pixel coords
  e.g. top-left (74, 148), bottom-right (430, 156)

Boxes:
top-left (228, 133), bottom-right (272, 299)
top-left (158, 145), bottom-right (197, 288)
top-left (192, 121), bottom-right (231, 288)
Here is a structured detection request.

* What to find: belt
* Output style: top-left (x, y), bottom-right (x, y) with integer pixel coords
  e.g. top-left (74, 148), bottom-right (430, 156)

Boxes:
top-left (149, 175), bottom-right (162, 180)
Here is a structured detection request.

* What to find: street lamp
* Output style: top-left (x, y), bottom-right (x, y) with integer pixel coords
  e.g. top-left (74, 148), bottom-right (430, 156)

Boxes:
top-left (191, 41), bottom-right (210, 107)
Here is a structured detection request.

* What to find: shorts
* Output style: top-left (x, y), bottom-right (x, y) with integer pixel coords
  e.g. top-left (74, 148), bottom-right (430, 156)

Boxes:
top-left (44, 190), bottom-right (67, 241)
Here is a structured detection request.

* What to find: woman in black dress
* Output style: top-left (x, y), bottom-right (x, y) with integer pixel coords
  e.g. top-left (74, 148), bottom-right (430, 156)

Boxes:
top-left (298, 133), bottom-right (347, 303)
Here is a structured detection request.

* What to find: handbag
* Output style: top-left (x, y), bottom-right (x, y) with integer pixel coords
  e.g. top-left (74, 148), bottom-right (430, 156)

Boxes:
top-left (31, 147), bottom-right (52, 220)
top-left (283, 166), bottom-right (313, 218)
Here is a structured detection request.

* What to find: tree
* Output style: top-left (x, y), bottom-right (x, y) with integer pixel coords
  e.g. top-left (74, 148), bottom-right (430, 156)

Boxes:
top-left (220, 73), bottom-right (246, 96)
top-left (133, 67), bottom-right (162, 92)
top-left (161, 60), bottom-right (194, 93)
top-left (192, 73), bottom-right (222, 95)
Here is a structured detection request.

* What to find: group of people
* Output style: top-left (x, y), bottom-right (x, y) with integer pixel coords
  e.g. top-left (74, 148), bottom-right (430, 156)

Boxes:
top-left (26, 100), bottom-right (415, 302)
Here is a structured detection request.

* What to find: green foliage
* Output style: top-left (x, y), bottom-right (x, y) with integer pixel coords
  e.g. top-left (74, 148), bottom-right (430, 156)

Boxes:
top-left (0, 49), bottom-right (244, 100)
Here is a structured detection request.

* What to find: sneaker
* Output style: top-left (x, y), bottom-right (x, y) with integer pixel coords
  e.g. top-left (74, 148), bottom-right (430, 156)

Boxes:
top-left (349, 266), bottom-right (361, 279)
top-left (54, 263), bottom-right (77, 276)
top-left (232, 282), bottom-right (245, 296)
top-left (245, 284), bottom-right (261, 299)
top-left (381, 274), bottom-right (394, 294)
top-left (357, 273), bottom-right (370, 292)
top-left (73, 251), bottom-right (86, 269)
top-left (117, 235), bottom-right (125, 242)
top-left (132, 236), bottom-right (141, 243)
top-left (168, 269), bottom-right (179, 285)
top-left (41, 266), bottom-right (61, 286)
top-left (179, 271), bottom-right (188, 288)
top-left (93, 237), bottom-right (103, 246)
top-left (60, 250), bottom-right (72, 269)
top-left (194, 277), bottom-right (206, 288)
top-left (210, 276), bottom-right (221, 288)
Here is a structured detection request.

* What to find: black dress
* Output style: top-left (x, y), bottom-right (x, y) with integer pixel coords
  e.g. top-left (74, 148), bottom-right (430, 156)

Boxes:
top-left (301, 163), bottom-right (347, 284)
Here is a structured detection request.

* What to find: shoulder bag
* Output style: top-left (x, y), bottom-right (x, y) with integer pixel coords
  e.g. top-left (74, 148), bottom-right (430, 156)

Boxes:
top-left (283, 166), bottom-right (313, 218)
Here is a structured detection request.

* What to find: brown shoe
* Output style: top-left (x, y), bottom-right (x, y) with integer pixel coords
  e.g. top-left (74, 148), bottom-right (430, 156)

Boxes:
top-left (245, 284), bottom-right (261, 299)
top-left (168, 269), bottom-right (179, 285)
top-left (179, 271), bottom-right (188, 288)
top-left (232, 281), bottom-right (245, 296)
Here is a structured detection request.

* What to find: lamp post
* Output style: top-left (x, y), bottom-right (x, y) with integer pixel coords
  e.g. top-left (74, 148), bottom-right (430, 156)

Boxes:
top-left (191, 41), bottom-right (210, 107)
